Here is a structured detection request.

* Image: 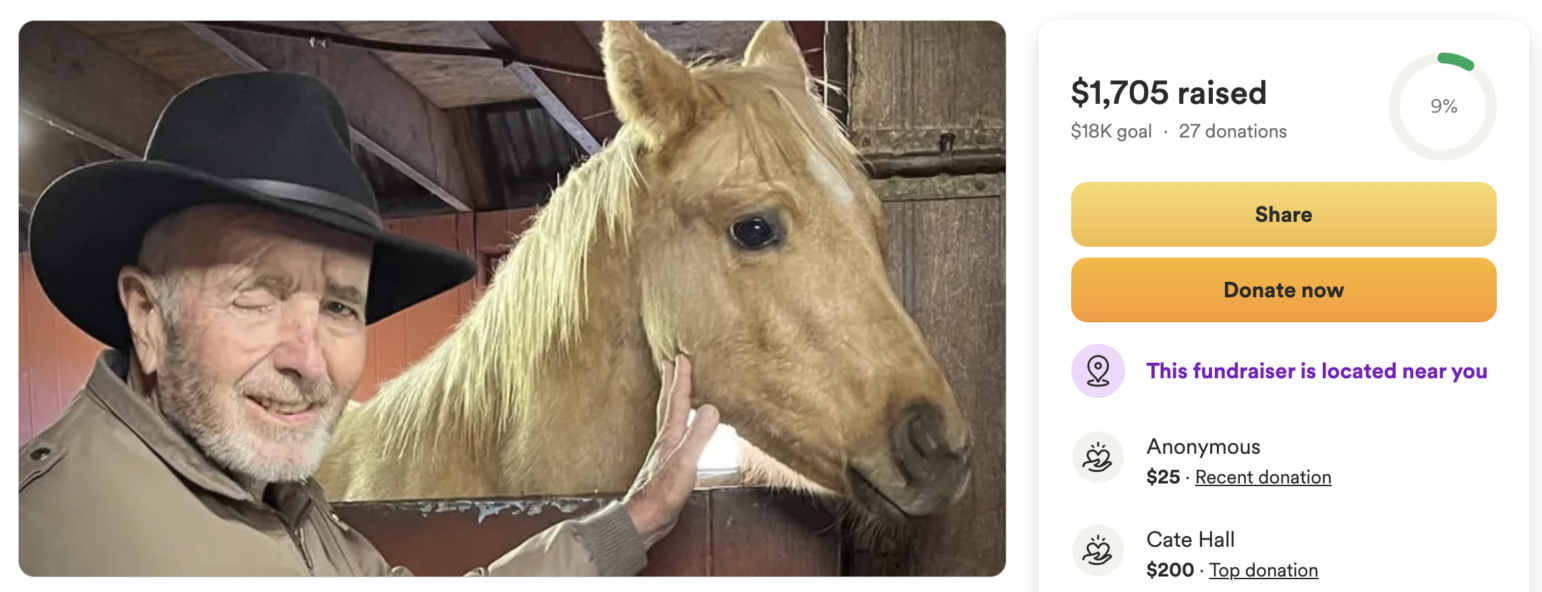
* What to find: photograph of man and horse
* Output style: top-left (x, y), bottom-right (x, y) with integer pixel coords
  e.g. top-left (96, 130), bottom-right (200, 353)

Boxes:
top-left (18, 20), bottom-right (1004, 576)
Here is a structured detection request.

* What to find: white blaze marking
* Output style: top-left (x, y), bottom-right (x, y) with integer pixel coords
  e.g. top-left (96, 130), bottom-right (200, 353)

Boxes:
top-left (806, 149), bottom-right (854, 204)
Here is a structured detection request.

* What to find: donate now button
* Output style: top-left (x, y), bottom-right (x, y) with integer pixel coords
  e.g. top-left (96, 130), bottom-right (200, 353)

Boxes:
top-left (1071, 182), bottom-right (1496, 247)
top-left (1071, 258), bottom-right (1496, 322)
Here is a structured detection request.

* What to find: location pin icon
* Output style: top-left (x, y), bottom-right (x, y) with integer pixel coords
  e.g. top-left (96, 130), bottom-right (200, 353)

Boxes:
top-left (1075, 345), bottom-right (1123, 398)
top-left (1087, 355), bottom-right (1110, 387)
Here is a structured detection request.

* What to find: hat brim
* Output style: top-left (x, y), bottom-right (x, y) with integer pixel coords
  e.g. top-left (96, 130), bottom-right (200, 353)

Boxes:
top-left (28, 159), bottom-right (478, 351)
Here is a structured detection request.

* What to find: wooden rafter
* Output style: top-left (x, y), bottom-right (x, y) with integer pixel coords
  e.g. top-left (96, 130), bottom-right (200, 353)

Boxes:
top-left (18, 22), bottom-right (176, 159)
top-left (20, 21), bottom-right (497, 213)
top-left (471, 21), bottom-right (619, 154)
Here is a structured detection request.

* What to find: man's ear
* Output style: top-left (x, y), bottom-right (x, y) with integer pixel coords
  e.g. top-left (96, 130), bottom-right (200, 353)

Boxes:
top-left (601, 21), bottom-right (702, 148)
top-left (118, 266), bottom-right (168, 376)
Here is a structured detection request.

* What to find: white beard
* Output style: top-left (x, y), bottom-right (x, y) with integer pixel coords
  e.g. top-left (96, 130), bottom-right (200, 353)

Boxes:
top-left (154, 315), bottom-right (342, 484)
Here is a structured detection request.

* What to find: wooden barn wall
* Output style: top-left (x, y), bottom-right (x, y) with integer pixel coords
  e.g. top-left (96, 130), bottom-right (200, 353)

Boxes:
top-left (849, 21), bottom-right (1007, 577)
top-left (17, 209), bottom-right (535, 446)
top-left (847, 21), bottom-right (1006, 153)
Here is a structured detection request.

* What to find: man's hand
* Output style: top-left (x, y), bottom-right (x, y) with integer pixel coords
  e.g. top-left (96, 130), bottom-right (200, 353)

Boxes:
top-left (623, 355), bottom-right (720, 549)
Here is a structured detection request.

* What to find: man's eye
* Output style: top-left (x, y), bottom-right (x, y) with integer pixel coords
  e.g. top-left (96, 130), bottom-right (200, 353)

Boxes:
top-left (324, 301), bottom-right (361, 320)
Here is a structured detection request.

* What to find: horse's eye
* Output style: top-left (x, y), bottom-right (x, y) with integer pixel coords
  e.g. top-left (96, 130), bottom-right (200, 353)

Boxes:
top-left (730, 216), bottom-right (780, 250)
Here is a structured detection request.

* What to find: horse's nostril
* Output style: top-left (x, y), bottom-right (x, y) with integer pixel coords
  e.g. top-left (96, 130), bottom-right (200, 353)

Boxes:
top-left (895, 403), bottom-right (957, 484)
top-left (908, 411), bottom-right (943, 460)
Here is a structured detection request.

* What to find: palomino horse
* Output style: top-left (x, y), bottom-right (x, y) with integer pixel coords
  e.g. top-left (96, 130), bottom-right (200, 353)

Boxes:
top-left (315, 21), bottom-right (973, 525)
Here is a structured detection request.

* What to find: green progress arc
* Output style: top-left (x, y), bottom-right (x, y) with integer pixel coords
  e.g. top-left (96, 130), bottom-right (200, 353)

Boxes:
top-left (1438, 52), bottom-right (1475, 71)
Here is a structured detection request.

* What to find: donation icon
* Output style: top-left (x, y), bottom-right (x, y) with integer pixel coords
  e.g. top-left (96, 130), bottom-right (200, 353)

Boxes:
top-left (1087, 355), bottom-right (1110, 387)
top-left (1072, 432), bottom-right (1123, 482)
top-left (1072, 525), bottom-right (1123, 576)
top-left (1083, 535), bottom-right (1113, 565)
top-left (1073, 344), bottom-right (1125, 398)
top-left (1083, 441), bottom-right (1112, 472)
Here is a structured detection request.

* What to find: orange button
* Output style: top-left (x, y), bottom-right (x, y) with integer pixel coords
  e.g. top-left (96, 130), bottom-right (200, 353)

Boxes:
top-left (1071, 258), bottom-right (1496, 322)
top-left (1071, 182), bottom-right (1496, 247)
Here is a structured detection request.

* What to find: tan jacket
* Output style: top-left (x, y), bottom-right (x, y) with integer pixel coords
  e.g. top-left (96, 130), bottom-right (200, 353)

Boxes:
top-left (19, 350), bottom-right (647, 577)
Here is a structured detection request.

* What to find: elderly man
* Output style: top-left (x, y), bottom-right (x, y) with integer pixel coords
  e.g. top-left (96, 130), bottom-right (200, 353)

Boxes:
top-left (18, 71), bottom-right (718, 576)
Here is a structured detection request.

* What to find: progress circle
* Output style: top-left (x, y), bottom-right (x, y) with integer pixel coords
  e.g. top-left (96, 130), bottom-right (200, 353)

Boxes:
top-left (1389, 53), bottom-right (1496, 160)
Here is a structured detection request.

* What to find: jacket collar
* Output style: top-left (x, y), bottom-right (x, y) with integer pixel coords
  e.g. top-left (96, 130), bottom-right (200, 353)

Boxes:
top-left (84, 349), bottom-right (320, 519)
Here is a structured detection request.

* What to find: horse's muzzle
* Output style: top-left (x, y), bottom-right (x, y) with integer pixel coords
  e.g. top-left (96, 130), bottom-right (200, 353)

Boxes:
top-left (849, 403), bottom-right (973, 522)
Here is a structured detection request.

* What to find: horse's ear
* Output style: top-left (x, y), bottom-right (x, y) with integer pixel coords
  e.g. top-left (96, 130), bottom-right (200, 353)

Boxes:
top-left (743, 21), bottom-right (810, 80)
top-left (602, 21), bottom-right (699, 147)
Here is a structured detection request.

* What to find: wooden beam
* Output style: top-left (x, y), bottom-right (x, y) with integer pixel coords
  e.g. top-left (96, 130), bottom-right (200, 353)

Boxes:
top-left (183, 22), bottom-right (476, 213)
top-left (472, 22), bottom-right (618, 154)
top-left (18, 21), bottom-right (178, 159)
top-left (332, 489), bottom-right (839, 576)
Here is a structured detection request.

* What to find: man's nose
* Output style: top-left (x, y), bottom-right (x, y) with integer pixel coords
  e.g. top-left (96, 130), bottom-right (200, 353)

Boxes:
top-left (271, 306), bottom-right (328, 381)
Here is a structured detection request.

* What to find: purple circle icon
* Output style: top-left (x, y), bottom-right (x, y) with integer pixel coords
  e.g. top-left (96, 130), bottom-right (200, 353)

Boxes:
top-left (1074, 344), bottom-right (1124, 398)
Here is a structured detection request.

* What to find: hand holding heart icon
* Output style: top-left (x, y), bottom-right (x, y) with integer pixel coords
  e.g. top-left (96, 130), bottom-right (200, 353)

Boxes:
top-left (1083, 542), bottom-right (1112, 565)
top-left (1073, 527), bottom-right (1123, 575)
top-left (1073, 433), bottom-right (1123, 482)
top-left (1083, 446), bottom-right (1112, 472)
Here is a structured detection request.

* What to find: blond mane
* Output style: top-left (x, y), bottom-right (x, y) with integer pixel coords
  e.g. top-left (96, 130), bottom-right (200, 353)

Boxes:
top-left (364, 125), bottom-right (641, 465)
top-left (358, 59), bottom-right (870, 468)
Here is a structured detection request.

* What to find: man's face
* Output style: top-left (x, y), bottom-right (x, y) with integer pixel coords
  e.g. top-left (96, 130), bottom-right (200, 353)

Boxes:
top-left (126, 204), bottom-right (372, 484)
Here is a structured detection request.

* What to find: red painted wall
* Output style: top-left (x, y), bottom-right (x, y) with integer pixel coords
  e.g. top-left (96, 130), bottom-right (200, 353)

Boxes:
top-left (18, 208), bottom-right (536, 445)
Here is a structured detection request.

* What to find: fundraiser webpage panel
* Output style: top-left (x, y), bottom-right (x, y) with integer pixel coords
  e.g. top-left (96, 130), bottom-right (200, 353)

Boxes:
top-left (1037, 21), bottom-right (1529, 589)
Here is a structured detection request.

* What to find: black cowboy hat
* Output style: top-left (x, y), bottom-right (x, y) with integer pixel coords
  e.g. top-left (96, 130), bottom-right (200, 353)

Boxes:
top-left (28, 71), bottom-right (477, 351)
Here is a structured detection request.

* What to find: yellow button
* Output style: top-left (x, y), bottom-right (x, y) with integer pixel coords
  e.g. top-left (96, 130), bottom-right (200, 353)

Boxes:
top-left (1071, 182), bottom-right (1496, 247)
top-left (1071, 258), bottom-right (1496, 322)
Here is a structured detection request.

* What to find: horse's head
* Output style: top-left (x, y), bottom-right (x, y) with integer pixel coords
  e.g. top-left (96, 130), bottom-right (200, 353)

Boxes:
top-left (601, 21), bottom-right (972, 523)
